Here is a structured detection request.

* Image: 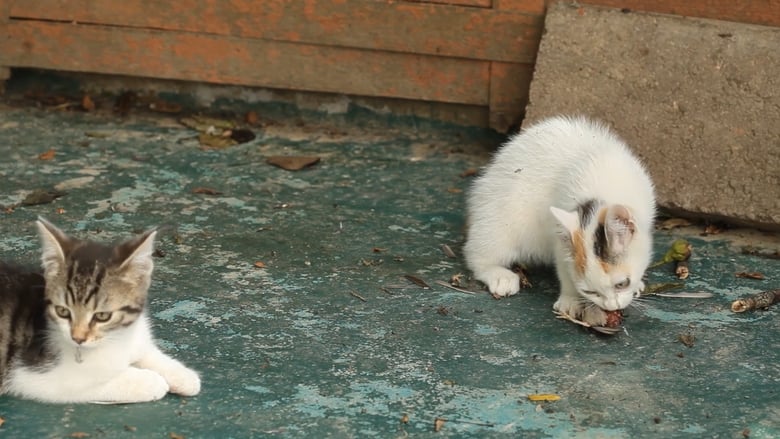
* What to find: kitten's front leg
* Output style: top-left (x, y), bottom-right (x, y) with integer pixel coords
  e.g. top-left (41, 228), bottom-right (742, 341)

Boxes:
top-left (474, 266), bottom-right (521, 297)
top-left (91, 367), bottom-right (170, 403)
top-left (135, 347), bottom-right (201, 396)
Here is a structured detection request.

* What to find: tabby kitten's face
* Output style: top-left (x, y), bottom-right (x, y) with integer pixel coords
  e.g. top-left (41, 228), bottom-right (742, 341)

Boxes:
top-left (37, 219), bottom-right (156, 348)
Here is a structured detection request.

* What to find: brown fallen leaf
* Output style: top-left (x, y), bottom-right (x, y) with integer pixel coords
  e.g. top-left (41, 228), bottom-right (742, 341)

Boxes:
top-left (192, 187), bottom-right (223, 196)
top-left (434, 417), bottom-right (446, 432)
top-left (372, 247), bottom-right (387, 253)
top-left (253, 261), bottom-right (266, 268)
top-left (658, 217), bottom-right (692, 230)
top-left (447, 187), bottom-right (463, 193)
top-left (38, 149), bottom-right (56, 160)
top-left (149, 99), bottom-right (182, 113)
top-left (460, 168), bottom-right (478, 178)
top-left (0, 416), bottom-right (5, 427)
top-left (266, 156), bottom-right (321, 171)
top-left (56, 207), bottom-right (66, 214)
top-left (70, 433), bottom-right (90, 439)
top-left (400, 414), bottom-right (409, 424)
top-left (702, 224), bottom-right (723, 235)
top-left (678, 333), bottom-right (695, 348)
top-left (404, 274), bottom-right (431, 289)
top-left (198, 133), bottom-right (237, 149)
top-left (170, 433), bottom-right (185, 439)
top-left (21, 189), bottom-right (65, 206)
top-left (81, 95), bottom-right (95, 111)
top-left (735, 271), bottom-right (765, 280)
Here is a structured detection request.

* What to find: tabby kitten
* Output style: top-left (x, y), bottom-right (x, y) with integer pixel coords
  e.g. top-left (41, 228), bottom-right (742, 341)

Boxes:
top-left (0, 218), bottom-right (200, 403)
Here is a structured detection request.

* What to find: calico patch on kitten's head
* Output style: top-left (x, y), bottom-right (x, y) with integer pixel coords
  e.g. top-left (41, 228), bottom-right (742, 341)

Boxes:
top-left (36, 218), bottom-right (156, 347)
top-left (551, 201), bottom-right (649, 311)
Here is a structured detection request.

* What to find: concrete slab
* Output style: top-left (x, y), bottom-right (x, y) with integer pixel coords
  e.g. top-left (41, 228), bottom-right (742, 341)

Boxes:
top-left (524, 2), bottom-right (780, 230)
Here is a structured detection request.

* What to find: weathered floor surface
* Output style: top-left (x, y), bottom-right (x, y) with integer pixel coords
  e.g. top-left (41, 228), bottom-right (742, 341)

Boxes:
top-left (0, 98), bottom-right (778, 438)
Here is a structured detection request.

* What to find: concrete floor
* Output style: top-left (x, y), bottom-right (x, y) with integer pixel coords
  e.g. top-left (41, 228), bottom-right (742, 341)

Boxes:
top-left (0, 88), bottom-right (778, 438)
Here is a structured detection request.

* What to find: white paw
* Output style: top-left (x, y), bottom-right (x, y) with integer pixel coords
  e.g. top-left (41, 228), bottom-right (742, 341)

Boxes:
top-left (94, 368), bottom-right (169, 404)
top-left (478, 266), bottom-right (520, 297)
top-left (163, 366), bottom-right (201, 396)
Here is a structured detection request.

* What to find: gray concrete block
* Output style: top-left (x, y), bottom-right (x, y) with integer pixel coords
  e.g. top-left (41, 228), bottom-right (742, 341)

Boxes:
top-left (524, 2), bottom-right (780, 230)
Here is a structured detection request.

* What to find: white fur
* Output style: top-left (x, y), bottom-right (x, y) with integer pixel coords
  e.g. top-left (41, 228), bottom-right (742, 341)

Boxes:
top-left (6, 314), bottom-right (200, 403)
top-left (464, 116), bottom-right (655, 325)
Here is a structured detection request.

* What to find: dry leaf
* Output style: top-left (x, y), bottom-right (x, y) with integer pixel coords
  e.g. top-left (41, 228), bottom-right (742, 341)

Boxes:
top-left (735, 271), bottom-right (765, 280)
top-left (678, 333), bottom-right (695, 348)
top-left (253, 261), bottom-right (266, 268)
top-left (192, 187), bottom-right (223, 196)
top-left (38, 149), bottom-right (56, 160)
top-left (56, 207), bottom-right (66, 214)
top-left (404, 274), bottom-right (430, 289)
top-left (0, 417), bottom-right (5, 427)
top-left (170, 433), bottom-right (185, 439)
top-left (21, 189), bottom-right (65, 206)
top-left (70, 433), bottom-right (90, 439)
top-left (659, 218), bottom-right (692, 230)
top-left (460, 168), bottom-right (478, 177)
top-left (372, 247), bottom-right (387, 253)
top-left (266, 156), bottom-right (321, 171)
top-left (434, 417), bottom-right (446, 432)
top-left (702, 224), bottom-right (723, 235)
top-left (400, 414), bottom-right (409, 424)
top-left (528, 394), bottom-right (561, 402)
top-left (447, 187), bottom-right (463, 193)
top-left (198, 133), bottom-right (237, 149)
top-left (441, 244), bottom-right (456, 258)
top-left (149, 100), bottom-right (182, 113)
top-left (81, 95), bottom-right (95, 111)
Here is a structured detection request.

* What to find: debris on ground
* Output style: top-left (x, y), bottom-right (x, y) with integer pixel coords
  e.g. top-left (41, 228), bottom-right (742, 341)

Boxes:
top-left (731, 289), bottom-right (780, 313)
top-left (651, 239), bottom-right (692, 279)
top-left (266, 155), bottom-right (321, 171)
top-left (735, 271), bottom-right (765, 280)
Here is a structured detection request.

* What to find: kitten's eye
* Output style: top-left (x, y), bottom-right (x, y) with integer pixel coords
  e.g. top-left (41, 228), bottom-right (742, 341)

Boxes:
top-left (92, 312), bottom-right (112, 322)
top-left (581, 290), bottom-right (599, 296)
top-left (614, 279), bottom-right (631, 290)
top-left (54, 306), bottom-right (71, 319)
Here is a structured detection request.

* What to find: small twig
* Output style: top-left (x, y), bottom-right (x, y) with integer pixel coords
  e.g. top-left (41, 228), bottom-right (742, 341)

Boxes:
top-left (349, 291), bottom-right (367, 302)
top-left (440, 244), bottom-right (456, 258)
top-left (654, 291), bottom-right (713, 298)
top-left (434, 280), bottom-right (478, 295)
top-left (434, 417), bottom-right (494, 428)
top-left (731, 289), bottom-right (780, 313)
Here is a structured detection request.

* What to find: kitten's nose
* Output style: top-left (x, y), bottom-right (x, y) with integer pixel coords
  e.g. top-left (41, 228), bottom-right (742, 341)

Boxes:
top-left (72, 336), bottom-right (87, 345)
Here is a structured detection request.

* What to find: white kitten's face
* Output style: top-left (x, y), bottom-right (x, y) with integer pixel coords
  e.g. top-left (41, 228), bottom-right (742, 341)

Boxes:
top-left (552, 202), bottom-right (652, 311)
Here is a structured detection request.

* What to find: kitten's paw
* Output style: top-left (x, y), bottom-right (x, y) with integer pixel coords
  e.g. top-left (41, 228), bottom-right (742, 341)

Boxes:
top-left (554, 298), bottom-right (608, 327)
top-left (478, 266), bottom-right (520, 297)
top-left (553, 297), bottom-right (583, 319)
top-left (164, 366), bottom-right (201, 396)
top-left (94, 368), bottom-right (169, 404)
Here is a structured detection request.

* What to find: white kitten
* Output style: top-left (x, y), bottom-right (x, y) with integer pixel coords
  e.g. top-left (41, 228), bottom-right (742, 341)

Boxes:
top-left (464, 116), bottom-right (655, 326)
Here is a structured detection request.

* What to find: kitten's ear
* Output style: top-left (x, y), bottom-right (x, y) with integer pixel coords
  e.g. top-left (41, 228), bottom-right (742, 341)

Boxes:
top-left (605, 205), bottom-right (636, 256)
top-left (36, 217), bottom-right (71, 271)
top-left (115, 230), bottom-right (157, 274)
top-left (550, 206), bottom-right (580, 235)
